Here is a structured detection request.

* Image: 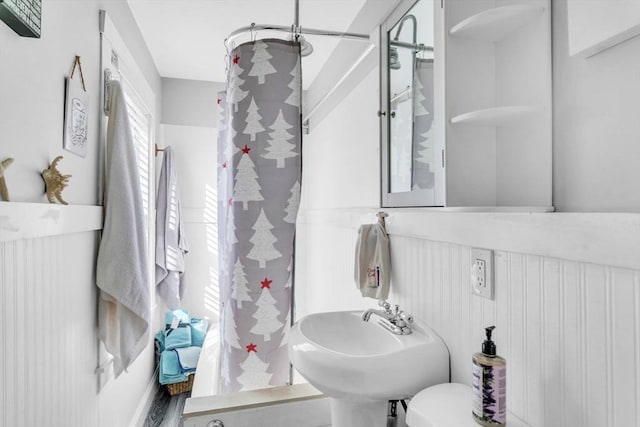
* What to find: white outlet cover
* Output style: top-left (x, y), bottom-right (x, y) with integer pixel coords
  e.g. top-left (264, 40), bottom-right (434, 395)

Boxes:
top-left (471, 248), bottom-right (494, 299)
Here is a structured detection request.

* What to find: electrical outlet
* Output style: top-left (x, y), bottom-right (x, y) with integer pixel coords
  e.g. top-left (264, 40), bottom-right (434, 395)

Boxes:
top-left (471, 248), bottom-right (493, 299)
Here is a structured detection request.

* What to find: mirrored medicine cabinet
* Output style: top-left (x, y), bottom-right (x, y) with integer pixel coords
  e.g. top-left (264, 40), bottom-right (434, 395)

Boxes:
top-left (380, 0), bottom-right (553, 210)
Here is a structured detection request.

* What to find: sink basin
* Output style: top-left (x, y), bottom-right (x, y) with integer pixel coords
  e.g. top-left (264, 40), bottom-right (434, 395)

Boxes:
top-left (289, 310), bottom-right (449, 427)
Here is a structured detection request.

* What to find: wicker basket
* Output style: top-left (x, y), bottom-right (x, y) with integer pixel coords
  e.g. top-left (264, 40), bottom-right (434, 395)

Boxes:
top-left (166, 374), bottom-right (194, 395)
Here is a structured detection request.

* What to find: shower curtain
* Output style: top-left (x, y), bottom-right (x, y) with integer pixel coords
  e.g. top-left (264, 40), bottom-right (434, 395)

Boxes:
top-left (412, 58), bottom-right (435, 190)
top-left (217, 39), bottom-right (302, 393)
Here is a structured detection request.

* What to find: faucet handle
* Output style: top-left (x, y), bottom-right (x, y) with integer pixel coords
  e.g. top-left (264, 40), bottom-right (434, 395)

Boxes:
top-left (378, 299), bottom-right (391, 310)
top-left (400, 312), bottom-right (414, 324)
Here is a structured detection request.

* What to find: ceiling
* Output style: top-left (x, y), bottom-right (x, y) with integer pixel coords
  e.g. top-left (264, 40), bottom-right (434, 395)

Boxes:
top-left (127, 0), bottom-right (371, 89)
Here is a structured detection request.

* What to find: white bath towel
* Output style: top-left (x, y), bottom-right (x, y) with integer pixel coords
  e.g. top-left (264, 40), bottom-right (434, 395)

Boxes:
top-left (155, 145), bottom-right (189, 309)
top-left (354, 219), bottom-right (391, 300)
top-left (96, 80), bottom-right (151, 377)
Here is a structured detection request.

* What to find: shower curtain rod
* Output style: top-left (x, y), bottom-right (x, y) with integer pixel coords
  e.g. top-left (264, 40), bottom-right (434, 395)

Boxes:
top-left (225, 23), bottom-right (371, 46)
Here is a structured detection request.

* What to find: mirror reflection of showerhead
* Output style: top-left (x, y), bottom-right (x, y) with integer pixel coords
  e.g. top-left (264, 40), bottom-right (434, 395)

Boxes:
top-left (393, 14), bottom-right (417, 43)
top-left (390, 14), bottom-right (417, 71)
top-left (389, 47), bottom-right (401, 70)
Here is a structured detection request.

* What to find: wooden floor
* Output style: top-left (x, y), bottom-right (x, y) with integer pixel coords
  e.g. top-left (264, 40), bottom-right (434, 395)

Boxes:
top-left (144, 386), bottom-right (190, 427)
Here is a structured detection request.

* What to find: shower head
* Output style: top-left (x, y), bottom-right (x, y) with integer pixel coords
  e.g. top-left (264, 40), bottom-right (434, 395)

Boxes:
top-left (389, 13), bottom-right (418, 70)
top-left (393, 14), bottom-right (417, 43)
top-left (389, 47), bottom-right (401, 70)
top-left (299, 35), bottom-right (314, 57)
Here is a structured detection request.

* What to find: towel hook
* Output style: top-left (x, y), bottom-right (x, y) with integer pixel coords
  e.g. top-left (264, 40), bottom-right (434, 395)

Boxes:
top-left (377, 211), bottom-right (388, 229)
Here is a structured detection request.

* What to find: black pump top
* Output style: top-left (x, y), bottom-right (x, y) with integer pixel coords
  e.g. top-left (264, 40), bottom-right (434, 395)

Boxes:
top-left (482, 326), bottom-right (497, 356)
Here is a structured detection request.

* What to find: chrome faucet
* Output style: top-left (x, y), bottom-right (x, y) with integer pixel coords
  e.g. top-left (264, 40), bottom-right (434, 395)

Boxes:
top-left (362, 300), bottom-right (413, 335)
top-left (362, 300), bottom-right (394, 322)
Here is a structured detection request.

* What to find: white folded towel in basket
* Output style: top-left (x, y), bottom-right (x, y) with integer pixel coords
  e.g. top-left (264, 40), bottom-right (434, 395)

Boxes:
top-left (354, 217), bottom-right (390, 300)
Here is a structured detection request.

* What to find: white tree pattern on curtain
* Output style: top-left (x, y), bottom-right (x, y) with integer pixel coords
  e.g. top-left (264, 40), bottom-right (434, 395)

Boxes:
top-left (229, 53), bottom-right (248, 112)
top-left (248, 40), bottom-right (277, 84)
top-left (412, 58), bottom-right (435, 190)
top-left (232, 258), bottom-right (251, 309)
top-left (237, 344), bottom-right (272, 391)
top-left (218, 39), bottom-right (302, 394)
top-left (243, 97), bottom-right (265, 141)
top-left (233, 144), bottom-right (263, 210)
top-left (262, 110), bottom-right (298, 168)
top-left (250, 279), bottom-right (284, 341)
top-left (247, 209), bottom-right (282, 268)
top-left (283, 180), bottom-right (301, 223)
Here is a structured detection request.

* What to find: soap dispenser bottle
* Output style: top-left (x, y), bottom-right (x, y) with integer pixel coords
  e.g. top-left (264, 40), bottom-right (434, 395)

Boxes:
top-left (472, 326), bottom-right (506, 427)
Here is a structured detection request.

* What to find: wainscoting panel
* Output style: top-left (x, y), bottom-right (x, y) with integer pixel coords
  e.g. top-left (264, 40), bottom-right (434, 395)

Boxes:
top-left (0, 233), bottom-right (100, 427)
top-left (295, 214), bottom-right (640, 427)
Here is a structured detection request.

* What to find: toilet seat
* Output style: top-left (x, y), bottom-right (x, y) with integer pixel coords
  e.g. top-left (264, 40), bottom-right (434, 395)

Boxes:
top-left (406, 383), bottom-right (529, 427)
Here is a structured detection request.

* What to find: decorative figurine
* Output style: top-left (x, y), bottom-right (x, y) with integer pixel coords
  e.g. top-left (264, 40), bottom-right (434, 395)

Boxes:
top-left (42, 156), bottom-right (71, 205)
top-left (0, 157), bottom-right (14, 201)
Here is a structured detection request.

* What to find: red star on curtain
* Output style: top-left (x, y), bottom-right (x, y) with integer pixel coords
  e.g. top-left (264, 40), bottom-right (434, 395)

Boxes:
top-left (241, 144), bottom-right (251, 154)
top-left (221, 162), bottom-right (227, 169)
top-left (233, 54), bottom-right (240, 64)
top-left (260, 278), bottom-right (273, 289)
top-left (228, 198), bottom-right (233, 206)
top-left (246, 342), bottom-right (257, 353)
top-left (217, 98), bottom-right (222, 105)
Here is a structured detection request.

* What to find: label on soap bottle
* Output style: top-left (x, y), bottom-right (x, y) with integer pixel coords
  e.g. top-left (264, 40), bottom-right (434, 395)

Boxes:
top-left (472, 361), bottom-right (506, 424)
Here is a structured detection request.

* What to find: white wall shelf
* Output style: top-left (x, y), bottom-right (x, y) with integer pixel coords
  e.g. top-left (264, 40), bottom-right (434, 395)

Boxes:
top-left (449, 106), bottom-right (538, 126)
top-left (0, 201), bottom-right (103, 242)
top-left (443, 0), bottom-right (551, 208)
top-left (449, 4), bottom-right (544, 42)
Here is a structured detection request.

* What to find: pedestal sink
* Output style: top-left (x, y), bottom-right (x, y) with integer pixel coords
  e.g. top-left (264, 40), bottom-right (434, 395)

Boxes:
top-left (288, 310), bottom-right (449, 427)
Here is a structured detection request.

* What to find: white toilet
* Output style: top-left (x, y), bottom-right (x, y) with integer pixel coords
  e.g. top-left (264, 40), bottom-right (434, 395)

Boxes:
top-left (406, 383), bottom-right (530, 427)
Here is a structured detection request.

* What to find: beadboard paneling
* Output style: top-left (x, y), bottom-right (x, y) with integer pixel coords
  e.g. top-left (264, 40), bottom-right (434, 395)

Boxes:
top-left (1, 233), bottom-right (100, 427)
top-left (295, 215), bottom-right (640, 427)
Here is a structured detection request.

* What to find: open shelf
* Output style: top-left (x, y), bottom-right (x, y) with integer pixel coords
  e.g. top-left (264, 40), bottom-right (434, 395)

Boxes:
top-left (449, 106), bottom-right (538, 126)
top-left (0, 201), bottom-right (102, 242)
top-left (449, 5), bottom-right (544, 42)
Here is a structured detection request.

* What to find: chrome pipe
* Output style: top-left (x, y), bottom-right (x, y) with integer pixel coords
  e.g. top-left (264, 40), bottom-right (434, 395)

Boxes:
top-left (225, 23), bottom-right (370, 45)
top-left (389, 39), bottom-right (433, 52)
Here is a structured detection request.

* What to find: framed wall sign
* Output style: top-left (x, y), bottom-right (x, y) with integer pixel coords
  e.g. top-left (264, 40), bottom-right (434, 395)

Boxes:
top-left (0, 0), bottom-right (41, 38)
top-left (63, 56), bottom-right (89, 158)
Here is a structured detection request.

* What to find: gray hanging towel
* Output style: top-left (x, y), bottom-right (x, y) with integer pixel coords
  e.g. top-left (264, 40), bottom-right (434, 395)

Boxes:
top-left (155, 146), bottom-right (189, 310)
top-left (354, 219), bottom-right (390, 300)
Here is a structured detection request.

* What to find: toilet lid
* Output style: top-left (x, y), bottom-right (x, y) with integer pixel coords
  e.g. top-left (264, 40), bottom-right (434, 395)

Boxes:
top-left (406, 383), bottom-right (529, 427)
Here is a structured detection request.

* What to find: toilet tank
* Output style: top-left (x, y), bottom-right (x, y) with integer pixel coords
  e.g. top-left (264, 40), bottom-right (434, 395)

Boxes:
top-left (406, 383), bottom-right (530, 427)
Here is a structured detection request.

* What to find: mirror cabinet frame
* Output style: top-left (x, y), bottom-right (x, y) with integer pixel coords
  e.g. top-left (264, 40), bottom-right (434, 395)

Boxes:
top-left (380, 0), bottom-right (443, 208)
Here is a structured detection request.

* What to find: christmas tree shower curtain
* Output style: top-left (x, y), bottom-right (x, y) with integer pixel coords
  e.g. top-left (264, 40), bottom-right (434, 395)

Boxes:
top-left (411, 58), bottom-right (435, 190)
top-left (217, 39), bottom-right (302, 393)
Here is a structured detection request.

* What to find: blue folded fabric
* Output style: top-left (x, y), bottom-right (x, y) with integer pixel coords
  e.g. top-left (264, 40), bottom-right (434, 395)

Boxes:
top-left (159, 349), bottom-right (188, 385)
top-left (190, 317), bottom-right (208, 347)
top-left (165, 324), bottom-right (191, 350)
top-left (155, 330), bottom-right (165, 353)
top-left (175, 346), bottom-right (201, 372)
top-left (165, 309), bottom-right (190, 325)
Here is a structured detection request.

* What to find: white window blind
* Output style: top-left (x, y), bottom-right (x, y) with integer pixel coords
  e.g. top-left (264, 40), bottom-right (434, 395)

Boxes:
top-left (123, 87), bottom-right (152, 222)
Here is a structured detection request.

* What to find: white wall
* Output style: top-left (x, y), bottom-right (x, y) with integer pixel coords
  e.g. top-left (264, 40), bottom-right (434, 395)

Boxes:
top-left (0, 2), bottom-right (162, 426)
top-left (160, 123), bottom-right (218, 321)
top-left (553, 0), bottom-right (640, 212)
top-left (162, 78), bottom-right (225, 128)
top-left (301, 68), bottom-right (380, 211)
top-left (295, 4), bottom-right (640, 426)
top-left (0, 0), bottom-right (160, 205)
top-left (158, 78), bottom-right (220, 323)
